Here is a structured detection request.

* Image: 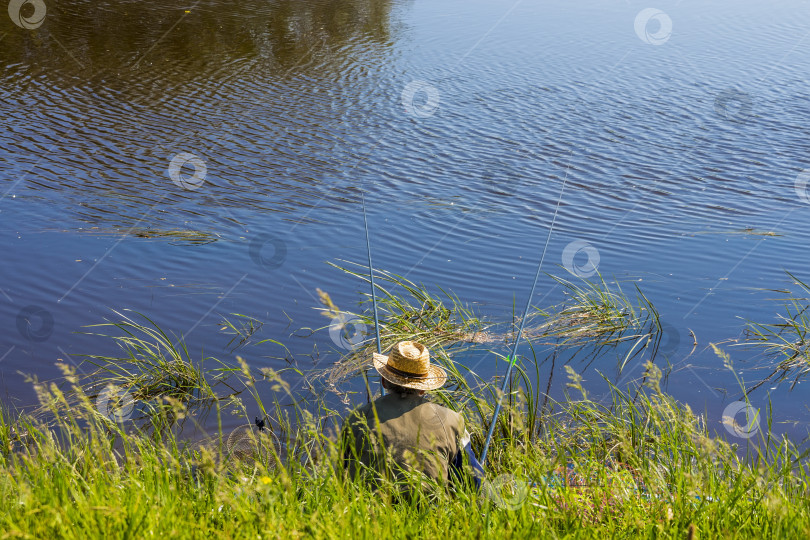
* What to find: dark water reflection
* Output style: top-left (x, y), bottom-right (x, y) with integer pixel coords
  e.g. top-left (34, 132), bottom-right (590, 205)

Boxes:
top-left (2, 0), bottom-right (395, 230)
top-left (3, 0), bottom-right (810, 442)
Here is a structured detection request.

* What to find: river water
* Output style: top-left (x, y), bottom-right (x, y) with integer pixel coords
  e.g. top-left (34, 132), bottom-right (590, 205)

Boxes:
top-left (2, 0), bottom-right (810, 441)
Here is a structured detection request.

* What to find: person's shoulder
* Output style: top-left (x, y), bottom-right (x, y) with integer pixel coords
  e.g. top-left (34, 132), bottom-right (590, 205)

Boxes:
top-left (432, 402), bottom-right (464, 427)
top-left (435, 403), bottom-right (460, 417)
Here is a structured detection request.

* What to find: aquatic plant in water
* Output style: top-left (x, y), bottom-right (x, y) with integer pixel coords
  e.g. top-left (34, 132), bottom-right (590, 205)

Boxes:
top-left (743, 271), bottom-right (810, 392)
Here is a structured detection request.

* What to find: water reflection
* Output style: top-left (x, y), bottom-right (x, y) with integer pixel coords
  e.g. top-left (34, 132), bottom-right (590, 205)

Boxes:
top-left (3, 0), bottom-right (393, 76)
top-left (1, 0), bottom-right (395, 232)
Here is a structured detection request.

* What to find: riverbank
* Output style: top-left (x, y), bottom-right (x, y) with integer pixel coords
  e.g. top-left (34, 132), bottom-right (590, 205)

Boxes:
top-left (1, 357), bottom-right (807, 539)
top-left (2, 271), bottom-right (809, 538)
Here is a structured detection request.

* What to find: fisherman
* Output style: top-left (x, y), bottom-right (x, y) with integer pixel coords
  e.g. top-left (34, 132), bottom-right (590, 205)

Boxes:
top-left (341, 340), bottom-right (484, 493)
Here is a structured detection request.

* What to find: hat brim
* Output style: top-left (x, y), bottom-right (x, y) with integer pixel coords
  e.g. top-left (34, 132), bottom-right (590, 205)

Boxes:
top-left (373, 352), bottom-right (447, 391)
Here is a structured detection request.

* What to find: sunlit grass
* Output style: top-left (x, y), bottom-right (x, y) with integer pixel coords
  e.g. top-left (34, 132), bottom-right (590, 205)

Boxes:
top-left (73, 310), bottom-right (233, 431)
top-left (2, 353), bottom-right (810, 538)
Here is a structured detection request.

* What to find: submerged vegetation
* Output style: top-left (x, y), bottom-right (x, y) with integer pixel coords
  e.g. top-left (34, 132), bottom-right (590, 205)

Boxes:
top-left (2, 266), bottom-right (810, 538)
top-left (55, 226), bottom-right (223, 245)
top-left (530, 274), bottom-right (662, 372)
top-left (324, 262), bottom-right (663, 389)
top-left (743, 271), bottom-right (810, 393)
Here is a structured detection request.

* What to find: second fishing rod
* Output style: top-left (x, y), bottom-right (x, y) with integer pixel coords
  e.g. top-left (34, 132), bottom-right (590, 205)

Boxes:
top-left (480, 175), bottom-right (568, 465)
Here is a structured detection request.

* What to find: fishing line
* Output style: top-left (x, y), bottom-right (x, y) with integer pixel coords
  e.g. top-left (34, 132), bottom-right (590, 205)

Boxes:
top-left (480, 170), bottom-right (569, 465)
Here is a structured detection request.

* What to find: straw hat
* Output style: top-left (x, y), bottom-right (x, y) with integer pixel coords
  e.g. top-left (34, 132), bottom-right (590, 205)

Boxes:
top-left (373, 341), bottom-right (447, 391)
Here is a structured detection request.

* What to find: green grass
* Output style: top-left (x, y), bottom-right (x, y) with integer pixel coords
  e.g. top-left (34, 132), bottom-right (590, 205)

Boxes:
top-left (2, 271), bottom-right (810, 538)
top-left (75, 310), bottom-right (235, 432)
top-left (3, 359), bottom-right (809, 538)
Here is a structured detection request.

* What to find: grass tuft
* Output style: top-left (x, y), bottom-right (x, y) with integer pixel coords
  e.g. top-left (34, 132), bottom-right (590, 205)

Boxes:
top-left (743, 271), bottom-right (810, 392)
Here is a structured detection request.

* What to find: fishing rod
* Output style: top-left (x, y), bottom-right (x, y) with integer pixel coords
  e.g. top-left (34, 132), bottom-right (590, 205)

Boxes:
top-left (479, 174), bottom-right (568, 465)
top-left (360, 188), bottom-right (384, 396)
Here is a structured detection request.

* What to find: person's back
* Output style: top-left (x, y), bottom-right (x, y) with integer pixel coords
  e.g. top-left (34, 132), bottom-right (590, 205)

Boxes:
top-left (342, 391), bottom-right (465, 485)
top-left (340, 341), bottom-right (482, 496)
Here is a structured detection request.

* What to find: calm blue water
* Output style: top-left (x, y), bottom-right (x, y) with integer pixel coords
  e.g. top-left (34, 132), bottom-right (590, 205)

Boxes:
top-left (2, 0), bottom-right (810, 440)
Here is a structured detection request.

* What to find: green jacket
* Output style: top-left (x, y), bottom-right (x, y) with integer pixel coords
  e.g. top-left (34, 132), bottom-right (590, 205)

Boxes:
top-left (341, 392), bottom-right (466, 486)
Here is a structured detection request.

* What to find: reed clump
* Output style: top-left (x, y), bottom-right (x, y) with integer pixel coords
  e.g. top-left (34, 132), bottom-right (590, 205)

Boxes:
top-left (324, 264), bottom-right (663, 390)
top-left (73, 310), bottom-right (236, 431)
top-left (743, 271), bottom-right (810, 392)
